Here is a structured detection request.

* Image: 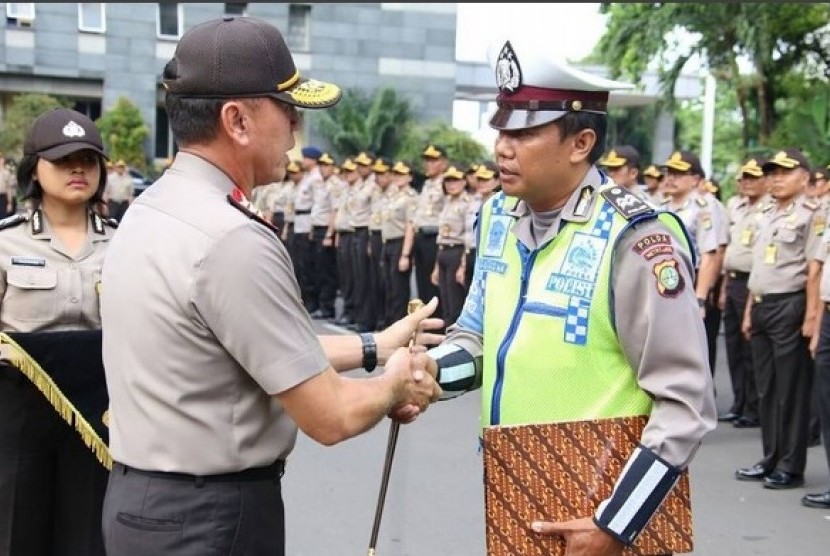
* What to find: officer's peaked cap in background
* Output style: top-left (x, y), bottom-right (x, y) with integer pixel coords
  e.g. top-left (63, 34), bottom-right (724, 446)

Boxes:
top-left (23, 108), bottom-right (107, 161)
top-left (643, 164), bottom-right (663, 179)
top-left (487, 37), bottom-right (634, 131)
top-left (739, 157), bottom-right (765, 178)
top-left (162, 16), bottom-right (341, 109)
top-left (662, 150), bottom-right (704, 176)
top-left (762, 148), bottom-right (810, 173)
top-left (301, 146), bottom-right (322, 160)
top-left (599, 145), bottom-right (641, 169)
top-left (422, 144), bottom-right (447, 159)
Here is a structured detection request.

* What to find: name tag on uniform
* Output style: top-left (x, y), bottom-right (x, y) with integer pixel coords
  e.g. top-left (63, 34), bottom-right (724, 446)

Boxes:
top-left (10, 256), bottom-right (46, 267)
top-left (764, 245), bottom-right (777, 265)
top-left (741, 228), bottom-right (753, 246)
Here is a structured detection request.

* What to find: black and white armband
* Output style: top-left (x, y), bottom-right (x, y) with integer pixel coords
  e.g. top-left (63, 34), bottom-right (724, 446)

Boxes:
top-left (593, 444), bottom-right (682, 546)
top-left (426, 343), bottom-right (480, 400)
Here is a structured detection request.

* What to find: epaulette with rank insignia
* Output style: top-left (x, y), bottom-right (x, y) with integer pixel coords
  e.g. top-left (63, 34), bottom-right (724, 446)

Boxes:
top-left (803, 198), bottom-right (820, 211)
top-left (0, 213), bottom-right (26, 231)
top-left (600, 186), bottom-right (653, 220)
top-left (227, 194), bottom-right (280, 237)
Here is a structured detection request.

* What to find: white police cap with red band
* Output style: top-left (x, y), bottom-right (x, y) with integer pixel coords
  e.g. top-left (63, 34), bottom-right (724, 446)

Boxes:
top-left (487, 38), bottom-right (634, 131)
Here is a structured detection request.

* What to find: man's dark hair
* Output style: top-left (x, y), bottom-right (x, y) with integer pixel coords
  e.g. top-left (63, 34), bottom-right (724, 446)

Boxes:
top-left (165, 95), bottom-right (228, 146)
top-left (17, 153), bottom-right (107, 203)
top-left (554, 112), bottom-right (607, 164)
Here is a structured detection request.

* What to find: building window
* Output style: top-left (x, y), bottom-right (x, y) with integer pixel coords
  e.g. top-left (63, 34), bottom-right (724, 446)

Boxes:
top-left (224, 3), bottom-right (247, 16)
top-left (286, 4), bottom-right (311, 51)
top-left (157, 2), bottom-right (182, 39)
top-left (78, 3), bottom-right (105, 33)
top-left (155, 106), bottom-right (173, 159)
top-left (6, 3), bottom-right (35, 27)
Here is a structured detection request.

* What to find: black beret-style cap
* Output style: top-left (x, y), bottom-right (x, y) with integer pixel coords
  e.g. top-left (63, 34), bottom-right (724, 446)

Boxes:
top-left (23, 108), bottom-right (107, 161)
top-left (162, 16), bottom-right (341, 109)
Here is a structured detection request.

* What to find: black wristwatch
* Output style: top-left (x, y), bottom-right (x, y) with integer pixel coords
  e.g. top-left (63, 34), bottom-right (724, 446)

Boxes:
top-left (359, 333), bottom-right (377, 373)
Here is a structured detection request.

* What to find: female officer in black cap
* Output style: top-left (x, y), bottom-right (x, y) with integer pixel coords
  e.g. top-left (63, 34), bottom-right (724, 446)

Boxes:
top-left (0, 107), bottom-right (114, 555)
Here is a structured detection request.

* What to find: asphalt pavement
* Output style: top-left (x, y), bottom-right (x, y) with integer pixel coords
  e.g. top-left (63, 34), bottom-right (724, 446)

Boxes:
top-left (282, 321), bottom-right (829, 555)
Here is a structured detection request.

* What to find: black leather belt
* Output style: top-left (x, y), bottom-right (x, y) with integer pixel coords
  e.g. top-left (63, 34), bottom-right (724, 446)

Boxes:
top-left (116, 460), bottom-right (285, 485)
top-left (752, 291), bottom-right (804, 304)
top-left (438, 243), bottom-right (464, 249)
top-left (418, 226), bottom-right (439, 236)
top-left (294, 209), bottom-right (311, 215)
top-left (728, 271), bottom-right (750, 280)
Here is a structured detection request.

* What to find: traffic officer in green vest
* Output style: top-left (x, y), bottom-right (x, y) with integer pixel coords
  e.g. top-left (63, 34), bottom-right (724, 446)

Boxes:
top-left (422, 37), bottom-right (716, 555)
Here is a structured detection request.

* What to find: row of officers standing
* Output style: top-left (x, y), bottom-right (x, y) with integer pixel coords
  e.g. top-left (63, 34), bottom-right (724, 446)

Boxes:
top-left (250, 144), bottom-right (500, 334)
top-left (597, 144), bottom-right (830, 505)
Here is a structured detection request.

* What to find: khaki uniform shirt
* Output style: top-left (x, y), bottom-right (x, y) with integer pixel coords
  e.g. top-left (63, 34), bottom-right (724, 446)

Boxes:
top-left (437, 192), bottom-right (471, 246)
top-left (381, 184), bottom-right (417, 241)
top-left (414, 177), bottom-right (445, 231)
top-left (333, 180), bottom-right (354, 233)
top-left (723, 197), bottom-right (766, 274)
top-left (310, 174), bottom-right (336, 228)
top-left (293, 168), bottom-right (319, 234)
top-left (464, 193), bottom-right (484, 251)
top-left (814, 205), bottom-right (830, 301)
top-left (0, 208), bottom-right (114, 332)
top-left (101, 153), bottom-right (329, 474)
top-left (369, 185), bottom-right (386, 232)
top-left (0, 166), bottom-right (16, 197)
top-left (106, 171), bottom-right (133, 202)
top-left (348, 176), bottom-right (374, 228)
top-left (280, 181), bottom-right (296, 224)
top-left (663, 192), bottom-right (722, 260)
top-left (748, 197), bottom-right (823, 295)
top-left (446, 168), bottom-right (715, 467)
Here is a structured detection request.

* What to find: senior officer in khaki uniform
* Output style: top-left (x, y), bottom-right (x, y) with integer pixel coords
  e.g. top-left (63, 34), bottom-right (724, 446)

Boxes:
top-left (736, 148), bottom-right (822, 490)
top-left (413, 144), bottom-right (447, 311)
top-left (99, 18), bottom-right (442, 556)
top-left (423, 37), bottom-right (715, 554)
top-left (0, 108), bottom-right (115, 556)
top-left (717, 158), bottom-right (767, 428)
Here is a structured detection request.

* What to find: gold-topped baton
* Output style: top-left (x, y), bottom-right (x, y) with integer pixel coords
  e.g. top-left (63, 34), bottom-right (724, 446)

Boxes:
top-left (367, 298), bottom-right (424, 556)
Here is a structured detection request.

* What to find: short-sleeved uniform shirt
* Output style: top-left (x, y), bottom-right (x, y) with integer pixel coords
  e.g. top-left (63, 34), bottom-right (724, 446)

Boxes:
top-left (101, 153), bottom-right (329, 474)
top-left (0, 209), bottom-right (114, 332)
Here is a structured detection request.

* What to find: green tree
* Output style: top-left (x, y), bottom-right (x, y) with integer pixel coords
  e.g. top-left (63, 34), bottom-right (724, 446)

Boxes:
top-left (398, 120), bottom-right (489, 171)
top-left (597, 3), bottom-right (830, 145)
top-left (0, 93), bottom-right (69, 155)
top-left (308, 86), bottom-right (413, 158)
top-left (769, 77), bottom-right (830, 166)
top-left (95, 96), bottom-right (149, 171)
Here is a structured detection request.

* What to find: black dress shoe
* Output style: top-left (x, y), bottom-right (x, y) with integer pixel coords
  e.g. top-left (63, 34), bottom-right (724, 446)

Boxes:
top-left (763, 470), bottom-right (804, 490)
top-left (802, 491), bottom-right (830, 509)
top-left (733, 416), bottom-right (760, 428)
top-left (718, 411), bottom-right (740, 422)
top-left (735, 463), bottom-right (769, 481)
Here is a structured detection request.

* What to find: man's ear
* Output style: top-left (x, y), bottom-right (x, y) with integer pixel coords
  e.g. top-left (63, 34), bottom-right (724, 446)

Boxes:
top-left (569, 128), bottom-right (596, 164)
top-left (219, 100), bottom-right (251, 146)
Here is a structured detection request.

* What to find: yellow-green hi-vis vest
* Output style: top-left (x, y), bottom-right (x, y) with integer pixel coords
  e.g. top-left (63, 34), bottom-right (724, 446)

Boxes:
top-left (476, 186), bottom-right (691, 429)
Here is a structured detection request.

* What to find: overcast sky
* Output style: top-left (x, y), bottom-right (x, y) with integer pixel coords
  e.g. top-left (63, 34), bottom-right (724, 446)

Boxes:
top-left (455, 3), bottom-right (607, 63)
top-left (453, 3), bottom-right (608, 145)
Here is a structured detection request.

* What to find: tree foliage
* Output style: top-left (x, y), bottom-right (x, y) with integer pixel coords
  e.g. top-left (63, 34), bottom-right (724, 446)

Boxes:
top-left (95, 96), bottom-right (149, 171)
top-left (597, 3), bottom-right (830, 145)
top-left (309, 86), bottom-right (413, 158)
top-left (0, 93), bottom-right (70, 156)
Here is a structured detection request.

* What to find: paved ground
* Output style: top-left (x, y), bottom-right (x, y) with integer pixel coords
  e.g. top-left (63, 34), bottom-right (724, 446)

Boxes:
top-left (282, 321), bottom-right (829, 555)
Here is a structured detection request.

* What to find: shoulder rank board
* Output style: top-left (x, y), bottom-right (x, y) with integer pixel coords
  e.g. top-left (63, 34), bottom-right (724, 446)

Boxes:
top-left (227, 194), bottom-right (280, 237)
top-left (601, 187), bottom-right (653, 220)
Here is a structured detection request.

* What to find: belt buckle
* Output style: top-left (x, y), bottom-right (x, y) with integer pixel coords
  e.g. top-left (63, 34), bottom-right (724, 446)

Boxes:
top-left (728, 271), bottom-right (737, 279)
top-left (753, 294), bottom-right (762, 303)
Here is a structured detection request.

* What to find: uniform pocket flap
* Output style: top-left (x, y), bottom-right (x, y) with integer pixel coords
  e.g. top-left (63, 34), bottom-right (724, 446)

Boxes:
top-left (6, 267), bottom-right (58, 290)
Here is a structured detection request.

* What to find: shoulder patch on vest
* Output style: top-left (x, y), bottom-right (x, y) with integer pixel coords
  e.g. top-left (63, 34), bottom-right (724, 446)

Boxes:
top-left (0, 213), bottom-right (26, 231)
top-left (228, 194), bottom-right (280, 236)
top-left (600, 187), bottom-right (653, 220)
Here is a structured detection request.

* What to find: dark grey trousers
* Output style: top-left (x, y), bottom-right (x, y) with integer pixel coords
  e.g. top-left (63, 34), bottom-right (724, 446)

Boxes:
top-left (102, 463), bottom-right (284, 555)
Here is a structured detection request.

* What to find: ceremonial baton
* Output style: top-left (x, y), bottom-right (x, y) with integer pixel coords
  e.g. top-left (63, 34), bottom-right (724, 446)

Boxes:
top-left (367, 298), bottom-right (424, 556)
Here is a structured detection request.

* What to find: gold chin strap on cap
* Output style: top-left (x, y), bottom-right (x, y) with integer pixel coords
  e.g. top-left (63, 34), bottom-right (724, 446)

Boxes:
top-left (0, 332), bottom-right (113, 470)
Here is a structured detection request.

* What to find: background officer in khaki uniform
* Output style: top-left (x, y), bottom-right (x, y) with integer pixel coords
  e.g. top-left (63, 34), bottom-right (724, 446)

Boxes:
top-left (368, 157), bottom-right (392, 328)
top-left (413, 144), bottom-right (447, 313)
top-left (736, 148), bottom-right (822, 490)
top-left (460, 161), bottom-right (500, 293)
top-left (717, 158), bottom-right (766, 428)
top-left (642, 163), bottom-right (665, 205)
top-left (99, 18), bottom-right (441, 556)
top-left (598, 144), bottom-right (643, 193)
top-left (431, 164), bottom-right (471, 329)
top-left (382, 161), bottom-right (418, 325)
top-left (333, 159), bottom-right (358, 327)
top-left (349, 151), bottom-right (377, 333)
top-left (0, 108), bottom-right (114, 556)
top-left (308, 151), bottom-right (338, 319)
